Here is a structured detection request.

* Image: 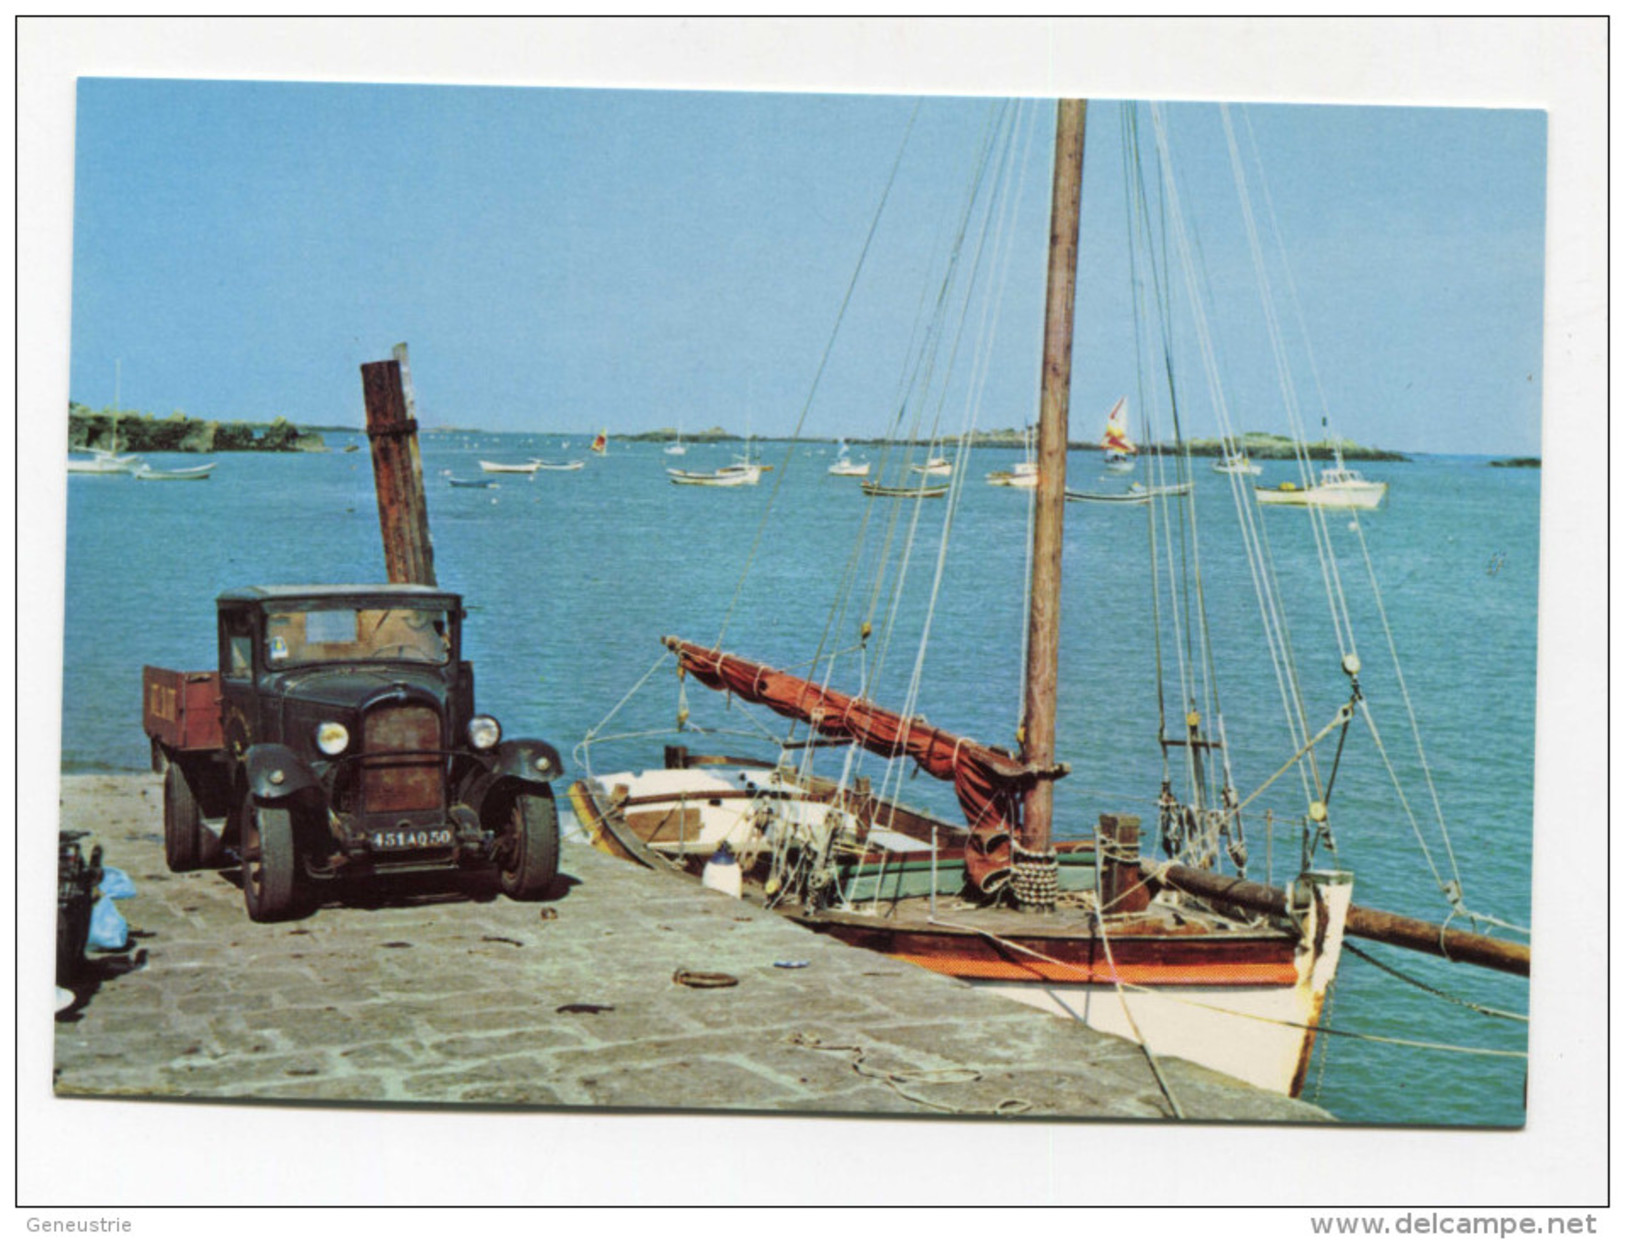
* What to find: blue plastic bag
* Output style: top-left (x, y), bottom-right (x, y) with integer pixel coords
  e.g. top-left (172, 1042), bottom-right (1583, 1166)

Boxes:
top-left (87, 896), bottom-right (128, 951)
top-left (100, 866), bottom-right (136, 900)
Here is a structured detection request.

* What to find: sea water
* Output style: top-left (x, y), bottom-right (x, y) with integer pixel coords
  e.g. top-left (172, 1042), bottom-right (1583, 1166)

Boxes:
top-left (59, 436), bottom-right (1538, 1127)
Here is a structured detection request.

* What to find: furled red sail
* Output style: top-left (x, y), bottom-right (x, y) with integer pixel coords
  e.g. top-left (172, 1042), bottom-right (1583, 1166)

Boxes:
top-left (664, 637), bottom-right (1054, 893)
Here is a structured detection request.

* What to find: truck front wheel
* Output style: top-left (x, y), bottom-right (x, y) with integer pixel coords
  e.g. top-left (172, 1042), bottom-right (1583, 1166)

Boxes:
top-left (242, 800), bottom-right (301, 922)
top-left (164, 763), bottom-right (222, 872)
top-left (497, 788), bottom-right (560, 901)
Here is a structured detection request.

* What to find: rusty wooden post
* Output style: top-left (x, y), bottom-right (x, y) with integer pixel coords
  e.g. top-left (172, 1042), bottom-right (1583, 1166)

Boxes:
top-left (1097, 813), bottom-right (1150, 914)
top-left (360, 343), bottom-right (437, 586)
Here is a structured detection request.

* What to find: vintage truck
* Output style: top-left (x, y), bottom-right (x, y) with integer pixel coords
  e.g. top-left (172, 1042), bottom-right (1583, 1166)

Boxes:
top-left (143, 584), bottom-right (563, 921)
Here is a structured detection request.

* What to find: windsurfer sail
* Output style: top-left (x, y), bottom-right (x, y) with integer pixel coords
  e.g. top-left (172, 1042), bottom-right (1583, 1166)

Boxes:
top-left (1101, 397), bottom-right (1137, 471)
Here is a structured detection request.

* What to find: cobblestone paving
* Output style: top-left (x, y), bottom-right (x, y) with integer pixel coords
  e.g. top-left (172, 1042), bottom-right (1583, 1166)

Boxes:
top-left (54, 774), bottom-right (1329, 1122)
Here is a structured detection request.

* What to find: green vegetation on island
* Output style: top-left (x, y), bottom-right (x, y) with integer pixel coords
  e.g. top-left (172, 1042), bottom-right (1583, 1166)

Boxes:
top-left (616, 426), bottom-right (737, 444)
top-left (69, 404), bottom-right (328, 453)
top-left (1488, 457), bottom-right (1540, 468)
top-left (615, 427), bottom-right (1403, 460)
top-left (1175, 432), bottom-right (1407, 461)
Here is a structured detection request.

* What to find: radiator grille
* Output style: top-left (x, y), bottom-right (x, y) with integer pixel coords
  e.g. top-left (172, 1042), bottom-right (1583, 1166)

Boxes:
top-left (361, 704), bottom-right (444, 813)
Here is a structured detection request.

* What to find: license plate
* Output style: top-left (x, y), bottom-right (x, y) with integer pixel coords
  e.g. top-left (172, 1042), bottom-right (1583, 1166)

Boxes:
top-left (371, 828), bottom-right (454, 851)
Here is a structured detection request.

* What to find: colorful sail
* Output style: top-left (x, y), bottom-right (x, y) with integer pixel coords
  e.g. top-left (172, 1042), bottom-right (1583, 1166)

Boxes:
top-left (1101, 397), bottom-right (1136, 454)
top-left (590, 429), bottom-right (608, 455)
top-left (663, 637), bottom-right (1060, 892)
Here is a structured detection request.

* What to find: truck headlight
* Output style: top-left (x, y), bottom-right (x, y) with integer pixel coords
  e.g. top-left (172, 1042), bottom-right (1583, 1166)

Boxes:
top-left (468, 716), bottom-right (502, 751)
top-left (315, 721), bottom-right (351, 756)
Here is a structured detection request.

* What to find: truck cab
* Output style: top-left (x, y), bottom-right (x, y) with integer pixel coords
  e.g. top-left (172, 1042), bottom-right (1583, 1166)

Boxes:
top-left (144, 584), bottom-right (562, 921)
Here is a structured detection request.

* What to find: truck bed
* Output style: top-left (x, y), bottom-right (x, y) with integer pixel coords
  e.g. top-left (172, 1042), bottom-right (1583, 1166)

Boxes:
top-left (143, 666), bottom-right (223, 753)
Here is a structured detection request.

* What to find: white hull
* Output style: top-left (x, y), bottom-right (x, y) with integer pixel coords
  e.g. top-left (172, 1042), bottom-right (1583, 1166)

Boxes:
top-left (1256, 482), bottom-right (1386, 509)
top-left (829, 461), bottom-right (871, 477)
top-left (1213, 455), bottom-right (1263, 476)
top-left (977, 872), bottom-right (1352, 1095)
top-left (134, 463), bottom-right (215, 481)
top-left (668, 465), bottom-right (760, 487)
top-left (480, 460), bottom-right (541, 474)
top-left (68, 453), bottom-right (141, 474)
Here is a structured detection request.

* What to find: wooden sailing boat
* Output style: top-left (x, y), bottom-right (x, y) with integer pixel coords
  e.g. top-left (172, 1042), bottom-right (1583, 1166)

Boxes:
top-left (570, 100), bottom-right (1526, 1100)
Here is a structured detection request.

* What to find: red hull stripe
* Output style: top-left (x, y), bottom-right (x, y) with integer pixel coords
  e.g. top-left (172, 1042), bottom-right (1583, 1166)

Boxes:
top-left (896, 954), bottom-right (1300, 986)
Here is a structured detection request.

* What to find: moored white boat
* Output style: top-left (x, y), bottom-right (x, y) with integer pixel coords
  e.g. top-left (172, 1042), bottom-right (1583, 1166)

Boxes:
top-left (530, 459), bottom-right (585, 471)
top-left (479, 459), bottom-right (542, 474)
top-left (828, 440), bottom-right (871, 476)
top-left (132, 462), bottom-right (216, 481)
top-left (668, 465), bottom-right (761, 487)
top-left (68, 450), bottom-right (142, 475)
top-left (1255, 465), bottom-right (1386, 509)
top-left (987, 460), bottom-right (1039, 488)
top-left (1065, 480), bottom-right (1191, 504)
top-left (909, 456), bottom-right (953, 477)
top-left (1213, 452), bottom-right (1262, 476)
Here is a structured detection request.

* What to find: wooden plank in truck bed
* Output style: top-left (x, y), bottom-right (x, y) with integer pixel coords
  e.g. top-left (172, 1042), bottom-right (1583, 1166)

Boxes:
top-left (143, 666), bottom-right (223, 752)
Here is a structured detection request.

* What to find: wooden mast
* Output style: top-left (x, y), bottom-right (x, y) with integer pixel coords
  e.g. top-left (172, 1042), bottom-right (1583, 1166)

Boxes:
top-left (1017, 99), bottom-right (1086, 897)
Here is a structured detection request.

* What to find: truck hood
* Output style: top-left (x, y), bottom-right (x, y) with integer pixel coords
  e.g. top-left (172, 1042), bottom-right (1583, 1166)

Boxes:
top-left (266, 664), bottom-right (450, 713)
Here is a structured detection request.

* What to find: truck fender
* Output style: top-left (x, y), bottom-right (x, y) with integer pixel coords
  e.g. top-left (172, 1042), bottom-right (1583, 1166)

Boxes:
top-left (459, 739), bottom-right (562, 820)
top-left (244, 744), bottom-right (322, 802)
top-left (490, 738), bottom-right (564, 786)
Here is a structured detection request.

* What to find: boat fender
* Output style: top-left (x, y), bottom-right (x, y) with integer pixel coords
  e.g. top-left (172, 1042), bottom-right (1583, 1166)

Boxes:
top-left (701, 840), bottom-right (743, 898)
top-left (1280, 481), bottom-right (1297, 491)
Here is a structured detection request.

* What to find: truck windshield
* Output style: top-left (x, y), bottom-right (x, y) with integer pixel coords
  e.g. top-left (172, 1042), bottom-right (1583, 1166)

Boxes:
top-left (264, 605), bottom-right (453, 667)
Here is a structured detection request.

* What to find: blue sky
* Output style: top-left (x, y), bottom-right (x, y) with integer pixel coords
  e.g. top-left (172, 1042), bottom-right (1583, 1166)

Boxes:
top-left (69, 79), bottom-right (1546, 455)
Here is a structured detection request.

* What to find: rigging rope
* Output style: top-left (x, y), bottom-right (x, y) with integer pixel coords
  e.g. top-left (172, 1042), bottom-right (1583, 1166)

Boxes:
top-left (714, 99), bottom-right (923, 649)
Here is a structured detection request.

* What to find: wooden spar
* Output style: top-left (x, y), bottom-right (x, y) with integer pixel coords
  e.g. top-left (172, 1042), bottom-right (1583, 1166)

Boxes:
top-left (1142, 861), bottom-right (1531, 978)
top-left (1019, 98), bottom-right (1086, 865)
top-left (360, 343), bottom-right (437, 586)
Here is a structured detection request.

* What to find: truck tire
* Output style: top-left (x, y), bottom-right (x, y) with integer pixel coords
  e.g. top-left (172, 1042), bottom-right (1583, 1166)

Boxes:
top-left (164, 763), bottom-right (223, 872)
top-left (242, 800), bottom-right (301, 922)
top-left (497, 788), bottom-right (560, 901)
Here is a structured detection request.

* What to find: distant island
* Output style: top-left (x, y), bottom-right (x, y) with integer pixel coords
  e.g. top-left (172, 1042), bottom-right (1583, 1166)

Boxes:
top-left (69, 404), bottom-right (327, 453)
top-left (1488, 457), bottom-right (1541, 468)
top-left (589, 426), bottom-right (1407, 460)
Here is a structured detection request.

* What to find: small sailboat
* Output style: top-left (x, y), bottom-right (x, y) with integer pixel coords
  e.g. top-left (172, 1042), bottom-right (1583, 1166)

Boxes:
top-left (1212, 452), bottom-right (1262, 476)
top-left (828, 440), bottom-right (871, 477)
top-left (665, 428), bottom-right (688, 457)
top-left (909, 455), bottom-right (954, 477)
top-left (1101, 397), bottom-right (1136, 472)
top-left (132, 462), bottom-right (216, 481)
top-left (590, 429), bottom-right (609, 455)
